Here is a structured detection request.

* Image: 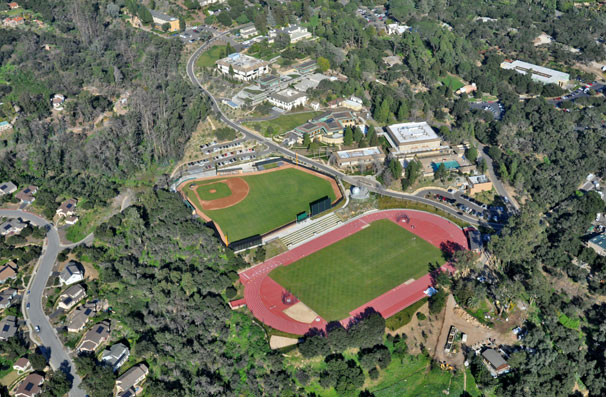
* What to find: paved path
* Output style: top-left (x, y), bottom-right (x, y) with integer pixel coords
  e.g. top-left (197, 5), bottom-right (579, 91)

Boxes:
top-left (0, 209), bottom-right (85, 397)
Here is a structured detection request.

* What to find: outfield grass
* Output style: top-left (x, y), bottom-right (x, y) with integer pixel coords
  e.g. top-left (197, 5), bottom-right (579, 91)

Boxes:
top-left (246, 111), bottom-right (321, 136)
top-left (270, 219), bottom-right (444, 320)
top-left (194, 168), bottom-right (337, 242)
top-left (196, 45), bottom-right (226, 68)
top-left (440, 75), bottom-right (464, 91)
top-left (196, 181), bottom-right (232, 200)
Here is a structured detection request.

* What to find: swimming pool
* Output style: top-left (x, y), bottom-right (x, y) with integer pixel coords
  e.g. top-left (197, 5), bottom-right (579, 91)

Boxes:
top-left (432, 160), bottom-right (460, 171)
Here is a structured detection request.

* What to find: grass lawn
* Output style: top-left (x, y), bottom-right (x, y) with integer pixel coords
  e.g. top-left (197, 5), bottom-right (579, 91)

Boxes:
top-left (191, 168), bottom-right (337, 242)
top-left (196, 45), bottom-right (226, 68)
top-left (270, 219), bottom-right (444, 320)
top-left (196, 181), bottom-right (232, 200)
top-left (386, 297), bottom-right (428, 331)
top-left (440, 75), bottom-right (464, 91)
top-left (371, 354), bottom-right (481, 397)
top-left (246, 111), bottom-right (321, 136)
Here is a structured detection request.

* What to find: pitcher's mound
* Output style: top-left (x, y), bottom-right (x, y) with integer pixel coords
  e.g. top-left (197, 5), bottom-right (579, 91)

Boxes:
top-left (283, 301), bottom-right (319, 323)
top-left (270, 335), bottom-right (299, 349)
top-left (209, 189), bottom-right (216, 193)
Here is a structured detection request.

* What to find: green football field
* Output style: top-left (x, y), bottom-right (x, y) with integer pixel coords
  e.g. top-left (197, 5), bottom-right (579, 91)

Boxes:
top-left (196, 181), bottom-right (232, 200)
top-left (191, 168), bottom-right (337, 242)
top-left (269, 219), bottom-right (445, 321)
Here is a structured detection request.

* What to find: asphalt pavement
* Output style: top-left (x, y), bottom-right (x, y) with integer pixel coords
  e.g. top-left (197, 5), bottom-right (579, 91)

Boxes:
top-left (0, 209), bottom-right (85, 397)
top-left (469, 101), bottom-right (504, 120)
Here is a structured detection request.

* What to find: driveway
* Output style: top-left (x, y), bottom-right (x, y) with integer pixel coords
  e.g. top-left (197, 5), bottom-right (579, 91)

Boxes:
top-left (0, 209), bottom-right (85, 397)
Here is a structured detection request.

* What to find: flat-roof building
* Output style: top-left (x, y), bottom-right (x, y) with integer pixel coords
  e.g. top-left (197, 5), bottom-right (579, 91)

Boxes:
top-left (268, 89), bottom-right (307, 111)
top-left (500, 60), bottom-right (570, 86)
top-left (150, 10), bottom-right (179, 32)
top-left (331, 147), bottom-right (385, 168)
top-left (293, 111), bottom-right (358, 141)
top-left (269, 25), bottom-right (312, 43)
top-left (467, 174), bottom-right (493, 195)
top-left (588, 233), bottom-right (606, 256)
top-left (216, 53), bottom-right (269, 81)
top-left (239, 23), bottom-right (258, 39)
top-left (386, 122), bottom-right (441, 153)
top-left (295, 60), bottom-right (317, 75)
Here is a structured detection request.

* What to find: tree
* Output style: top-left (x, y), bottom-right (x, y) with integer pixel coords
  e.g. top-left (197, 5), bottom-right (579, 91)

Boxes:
top-left (44, 370), bottom-right (72, 397)
top-left (466, 146), bottom-right (478, 163)
top-left (161, 23), bottom-right (170, 32)
top-left (401, 159), bottom-right (422, 190)
top-left (29, 352), bottom-right (47, 371)
top-left (317, 57), bottom-right (330, 72)
top-left (353, 127), bottom-right (363, 143)
top-left (433, 163), bottom-right (447, 181)
top-left (179, 16), bottom-right (186, 32)
top-left (303, 132), bottom-right (311, 148)
top-left (389, 158), bottom-right (403, 179)
top-left (137, 5), bottom-right (152, 25)
top-left (429, 289), bottom-right (447, 314)
top-left (343, 127), bottom-right (354, 145)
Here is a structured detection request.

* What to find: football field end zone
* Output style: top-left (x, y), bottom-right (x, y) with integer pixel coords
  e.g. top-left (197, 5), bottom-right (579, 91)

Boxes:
top-left (176, 163), bottom-right (343, 247)
top-left (239, 209), bottom-right (468, 335)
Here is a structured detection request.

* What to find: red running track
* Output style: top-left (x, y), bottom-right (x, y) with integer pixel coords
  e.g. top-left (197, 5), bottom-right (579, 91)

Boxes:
top-left (240, 209), bottom-right (468, 335)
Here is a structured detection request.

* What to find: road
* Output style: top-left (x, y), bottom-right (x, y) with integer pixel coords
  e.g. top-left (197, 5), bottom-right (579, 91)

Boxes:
top-left (186, 40), bottom-right (506, 229)
top-left (547, 82), bottom-right (605, 107)
top-left (0, 210), bottom-right (85, 397)
top-left (475, 141), bottom-right (520, 212)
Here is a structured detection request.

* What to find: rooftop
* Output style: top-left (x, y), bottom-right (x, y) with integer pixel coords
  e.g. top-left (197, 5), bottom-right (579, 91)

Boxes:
top-left (149, 10), bottom-right (176, 22)
top-left (269, 88), bottom-right (306, 103)
top-left (589, 233), bottom-right (606, 250)
top-left (482, 348), bottom-right (509, 370)
top-left (335, 147), bottom-right (382, 159)
top-left (217, 53), bottom-right (268, 72)
top-left (468, 174), bottom-right (490, 184)
top-left (387, 122), bottom-right (439, 144)
top-left (500, 60), bottom-right (569, 84)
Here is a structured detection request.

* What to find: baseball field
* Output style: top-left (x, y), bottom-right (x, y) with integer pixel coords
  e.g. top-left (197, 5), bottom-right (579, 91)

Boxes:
top-left (269, 219), bottom-right (445, 321)
top-left (180, 166), bottom-right (340, 242)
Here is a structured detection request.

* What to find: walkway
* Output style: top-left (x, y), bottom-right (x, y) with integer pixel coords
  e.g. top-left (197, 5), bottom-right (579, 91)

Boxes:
top-left (240, 209), bottom-right (468, 335)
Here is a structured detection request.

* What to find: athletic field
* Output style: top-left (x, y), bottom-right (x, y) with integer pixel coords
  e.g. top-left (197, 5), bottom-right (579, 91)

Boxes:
top-left (269, 219), bottom-right (444, 321)
top-left (181, 167), bottom-right (339, 242)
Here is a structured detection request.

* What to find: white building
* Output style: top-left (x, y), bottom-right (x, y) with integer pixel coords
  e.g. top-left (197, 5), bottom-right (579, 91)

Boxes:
top-left (239, 23), bottom-right (258, 39)
top-left (386, 122), bottom-right (441, 153)
top-left (199, 0), bottom-right (226, 6)
top-left (269, 25), bottom-right (312, 43)
top-left (500, 60), bottom-right (570, 86)
top-left (268, 89), bottom-right (307, 111)
top-left (341, 96), bottom-right (364, 111)
top-left (386, 23), bottom-right (410, 35)
top-left (216, 53), bottom-right (269, 81)
top-left (59, 262), bottom-right (85, 286)
top-left (331, 147), bottom-right (385, 168)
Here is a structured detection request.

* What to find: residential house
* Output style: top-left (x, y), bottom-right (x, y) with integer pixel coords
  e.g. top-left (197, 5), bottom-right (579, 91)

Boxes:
top-left (0, 288), bottom-right (17, 310)
top-left (382, 56), bottom-right (402, 68)
top-left (467, 174), bottom-right (493, 195)
top-left (56, 198), bottom-right (77, 218)
top-left (481, 349), bottom-right (510, 377)
top-left (8, 2), bottom-right (19, 9)
top-left (51, 94), bottom-right (65, 111)
top-left (2, 16), bottom-right (24, 27)
top-left (58, 284), bottom-right (87, 310)
top-left (150, 10), bottom-right (179, 32)
top-left (239, 23), bottom-right (258, 39)
top-left (115, 364), bottom-right (149, 397)
top-left (456, 83), bottom-right (477, 95)
top-left (0, 262), bottom-right (17, 283)
top-left (0, 121), bottom-right (13, 132)
top-left (59, 261), bottom-right (85, 286)
top-left (77, 320), bottom-right (110, 353)
top-left (216, 53), bottom-right (269, 81)
top-left (15, 185), bottom-right (38, 204)
top-left (0, 315), bottom-right (18, 340)
top-left (68, 300), bottom-right (105, 333)
top-left (101, 343), bottom-right (130, 371)
top-left (13, 357), bottom-right (32, 373)
top-left (0, 219), bottom-right (27, 236)
top-left (268, 89), bottom-right (307, 111)
top-left (65, 215), bottom-right (79, 225)
top-left (14, 373), bottom-right (44, 397)
top-left (0, 181), bottom-right (17, 195)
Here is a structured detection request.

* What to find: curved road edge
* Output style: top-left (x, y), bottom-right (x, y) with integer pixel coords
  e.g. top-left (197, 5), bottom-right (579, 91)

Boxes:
top-left (0, 209), bottom-right (85, 397)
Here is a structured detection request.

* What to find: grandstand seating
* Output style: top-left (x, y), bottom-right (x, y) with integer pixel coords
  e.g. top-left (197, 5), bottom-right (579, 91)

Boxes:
top-left (280, 213), bottom-right (341, 247)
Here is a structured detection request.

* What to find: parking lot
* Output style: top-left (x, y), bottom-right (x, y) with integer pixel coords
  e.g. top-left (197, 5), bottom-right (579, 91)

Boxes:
top-left (549, 81), bottom-right (605, 107)
top-left (176, 25), bottom-right (215, 43)
top-left (424, 189), bottom-right (509, 223)
top-left (469, 101), bottom-right (504, 120)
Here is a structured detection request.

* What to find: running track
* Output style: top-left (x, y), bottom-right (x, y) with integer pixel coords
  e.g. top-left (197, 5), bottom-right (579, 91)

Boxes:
top-left (239, 209), bottom-right (468, 335)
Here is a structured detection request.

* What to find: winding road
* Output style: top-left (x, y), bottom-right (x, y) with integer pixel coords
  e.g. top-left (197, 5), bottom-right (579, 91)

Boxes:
top-left (186, 37), bottom-right (510, 229)
top-left (0, 209), bottom-right (85, 397)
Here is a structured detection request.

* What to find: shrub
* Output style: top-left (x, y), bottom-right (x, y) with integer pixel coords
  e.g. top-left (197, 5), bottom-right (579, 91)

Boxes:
top-left (225, 286), bottom-right (237, 299)
top-left (416, 312), bottom-right (427, 321)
